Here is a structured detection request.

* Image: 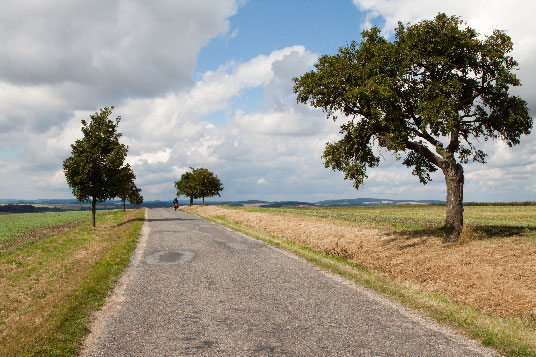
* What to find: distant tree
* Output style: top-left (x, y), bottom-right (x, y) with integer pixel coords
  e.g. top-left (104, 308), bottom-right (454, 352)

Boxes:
top-left (294, 13), bottom-right (532, 242)
top-left (174, 167), bottom-right (224, 205)
top-left (115, 164), bottom-right (136, 211)
top-left (128, 184), bottom-right (144, 208)
top-left (63, 107), bottom-right (129, 226)
top-left (0, 204), bottom-right (40, 213)
top-left (175, 169), bottom-right (198, 205)
top-left (192, 168), bottom-right (224, 204)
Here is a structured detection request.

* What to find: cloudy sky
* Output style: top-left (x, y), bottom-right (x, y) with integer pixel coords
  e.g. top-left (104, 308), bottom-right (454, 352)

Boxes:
top-left (1, 0), bottom-right (534, 202)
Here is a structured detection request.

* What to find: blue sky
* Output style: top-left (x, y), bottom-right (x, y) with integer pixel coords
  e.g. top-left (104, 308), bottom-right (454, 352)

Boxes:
top-left (0, 0), bottom-right (534, 202)
top-left (196, 1), bottom-right (370, 73)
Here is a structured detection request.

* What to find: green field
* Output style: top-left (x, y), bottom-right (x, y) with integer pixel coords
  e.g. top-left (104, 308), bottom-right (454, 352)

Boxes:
top-left (0, 211), bottom-right (90, 253)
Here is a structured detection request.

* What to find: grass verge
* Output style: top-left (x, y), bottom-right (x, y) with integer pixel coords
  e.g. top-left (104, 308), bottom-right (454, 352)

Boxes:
top-left (191, 210), bottom-right (536, 357)
top-left (0, 208), bottom-right (145, 356)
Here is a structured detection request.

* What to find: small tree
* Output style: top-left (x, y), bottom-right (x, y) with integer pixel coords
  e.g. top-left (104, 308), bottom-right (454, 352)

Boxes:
top-left (115, 164), bottom-right (136, 211)
top-left (175, 169), bottom-right (198, 205)
top-left (294, 14), bottom-right (532, 242)
top-left (63, 107), bottom-right (129, 226)
top-left (128, 184), bottom-right (144, 208)
top-left (192, 168), bottom-right (224, 204)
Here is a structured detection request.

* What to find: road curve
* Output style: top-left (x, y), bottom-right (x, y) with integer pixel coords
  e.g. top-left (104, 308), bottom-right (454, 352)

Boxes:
top-left (81, 208), bottom-right (494, 356)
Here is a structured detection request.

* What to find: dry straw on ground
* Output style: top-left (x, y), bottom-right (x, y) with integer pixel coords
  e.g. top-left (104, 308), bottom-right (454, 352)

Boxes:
top-left (187, 205), bottom-right (536, 321)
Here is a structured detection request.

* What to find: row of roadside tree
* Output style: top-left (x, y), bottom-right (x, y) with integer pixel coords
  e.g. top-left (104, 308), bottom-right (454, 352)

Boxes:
top-left (62, 106), bottom-right (223, 227)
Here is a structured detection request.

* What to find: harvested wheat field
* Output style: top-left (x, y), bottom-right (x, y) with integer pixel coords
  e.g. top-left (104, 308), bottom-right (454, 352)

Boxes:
top-left (186, 205), bottom-right (536, 321)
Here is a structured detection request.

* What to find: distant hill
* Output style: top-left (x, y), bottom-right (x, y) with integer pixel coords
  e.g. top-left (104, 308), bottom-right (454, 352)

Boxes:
top-left (0, 204), bottom-right (63, 214)
top-left (316, 197), bottom-right (445, 206)
top-left (4, 197), bottom-right (535, 210)
top-left (0, 197), bottom-right (446, 211)
top-left (197, 197), bottom-right (445, 207)
top-left (258, 201), bottom-right (316, 208)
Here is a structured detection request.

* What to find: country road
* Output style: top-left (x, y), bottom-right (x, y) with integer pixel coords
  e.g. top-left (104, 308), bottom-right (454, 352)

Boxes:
top-left (81, 208), bottom-right (494, 356)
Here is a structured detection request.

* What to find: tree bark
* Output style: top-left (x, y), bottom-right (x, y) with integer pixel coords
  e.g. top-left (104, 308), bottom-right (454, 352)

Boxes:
top-left (91, 197), bottom-right (97, 227)
top-left (443, 161), bottom-right (464, 242)
top-left (123, 199), bottom-right (126, 211)
top-left (189, 195), bottom-right (193, 206)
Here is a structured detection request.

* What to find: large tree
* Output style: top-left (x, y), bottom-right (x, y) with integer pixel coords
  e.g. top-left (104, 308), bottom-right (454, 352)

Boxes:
top-left (63, 107), bottom-right (129, 226)
top-left (294, 13), bottom-right (532, 242)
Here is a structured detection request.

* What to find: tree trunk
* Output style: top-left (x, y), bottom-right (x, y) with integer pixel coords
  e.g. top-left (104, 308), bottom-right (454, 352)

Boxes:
top-left (91, 197), bottom-right (97, 227)
top-left (202, 196), bottom-right (205, 204)
top-left (443, 162), bottom-right (464, 242)
top-left (189, 195), bottom-right (193, 206)
top-left (123, 199), bottom-right (126, 211)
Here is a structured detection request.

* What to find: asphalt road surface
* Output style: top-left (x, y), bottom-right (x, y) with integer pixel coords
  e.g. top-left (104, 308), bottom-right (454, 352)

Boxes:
top-left (81, 208), bottom-right (494, 356)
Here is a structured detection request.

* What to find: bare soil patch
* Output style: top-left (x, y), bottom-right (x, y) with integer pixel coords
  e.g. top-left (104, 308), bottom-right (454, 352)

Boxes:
top-left (186, 205), bottom-right (536, 321)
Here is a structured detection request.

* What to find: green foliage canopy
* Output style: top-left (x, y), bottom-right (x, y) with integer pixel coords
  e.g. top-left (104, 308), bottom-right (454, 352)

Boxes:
top-left (115, 164), bottom-right (136, 203)
top-left (174, 167), bottom-right (223, 204)
top-left (63, 107), bottom-right (129, 225)
top-left (293, 13), bottom-right (532, 188)
top-left (114, 164), bottom-right (143, 210)
top-left (193, 167), bottom-right (224, 201)
top-left (128, 184), bottom-right (144, 206)
top-left (175, 170), bottom-right (198, 202)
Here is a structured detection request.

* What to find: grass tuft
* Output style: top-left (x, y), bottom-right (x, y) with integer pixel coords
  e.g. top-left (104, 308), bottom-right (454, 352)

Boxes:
top-left (457, 224), bottom-right (479, 244)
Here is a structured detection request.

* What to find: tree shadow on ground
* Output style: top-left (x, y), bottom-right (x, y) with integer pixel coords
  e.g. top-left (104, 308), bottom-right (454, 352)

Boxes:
top-left (146, 218), bottom-right (198, 222)
top-left (472, 225), bottom-right (536, 239)
top-left (114, 217), bottom-right (199, 227)
top-left (115, 217), bottom-right (145, 227)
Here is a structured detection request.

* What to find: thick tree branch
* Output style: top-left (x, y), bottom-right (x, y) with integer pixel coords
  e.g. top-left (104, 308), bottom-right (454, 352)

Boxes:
top-left (408, 117), bottom-right (439, 147)
top-left (404, 139), bottom-right (443, 169)
top-left (447, 124), bottom-right (461, 154)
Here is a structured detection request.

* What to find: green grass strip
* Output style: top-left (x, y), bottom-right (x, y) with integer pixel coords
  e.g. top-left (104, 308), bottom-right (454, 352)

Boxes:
top-left (19, 209), bottom-right (145, 356)
top-left (192, 211), bottom-right (536, 357)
